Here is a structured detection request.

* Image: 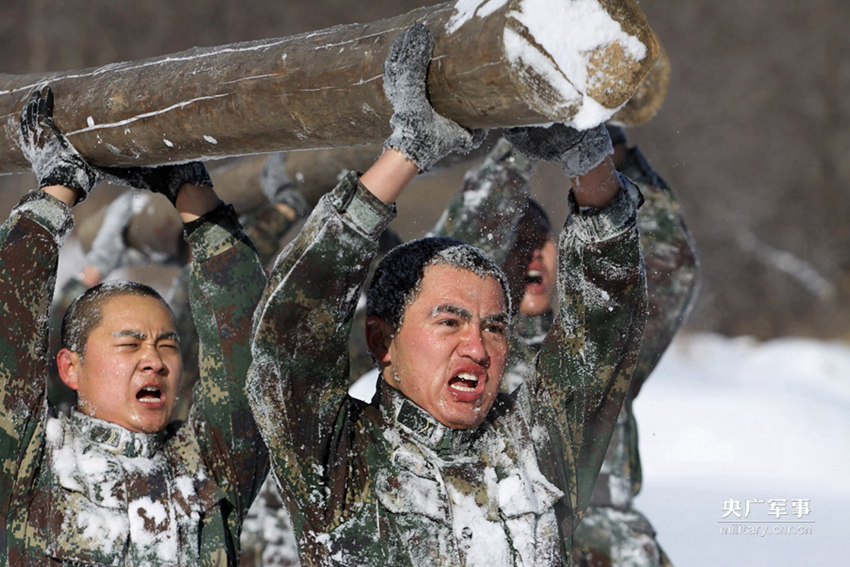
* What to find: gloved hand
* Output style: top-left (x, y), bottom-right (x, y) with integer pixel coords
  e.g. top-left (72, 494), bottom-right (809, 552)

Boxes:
top-left (99, 161), bottom-right (212, 205)
top-left (18, 86), bottom-right (100, 204)
top-left (260, 152), bottom-right (310, 217)
top-left (605, 123), bottom-right (628, 148)
top-left (382, 23), bottom-right (482, 172)
top-left (503, 122), bottom-right (613, 178)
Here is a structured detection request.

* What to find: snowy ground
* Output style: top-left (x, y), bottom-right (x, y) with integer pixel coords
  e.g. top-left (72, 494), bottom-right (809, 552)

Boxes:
top-left (633, 333), bottom-right (850, 566)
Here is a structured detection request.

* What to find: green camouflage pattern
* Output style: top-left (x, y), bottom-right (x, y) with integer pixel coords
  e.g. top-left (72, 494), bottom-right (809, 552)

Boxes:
top-left (571, 144), bottom-right (697, 567)
top-left (0, 192), bottom-right (268, 565)
top-left (247, 170), bottom-right (647, 566)
top-left (241, 202), bottom-right (302, 264)
top-left (435, 138), bottom-right (698, 566)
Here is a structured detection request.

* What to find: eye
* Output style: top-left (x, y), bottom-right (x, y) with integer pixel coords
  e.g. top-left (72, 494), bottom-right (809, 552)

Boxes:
top-left (437, 316), bottom-right (460, 328)
top-left (484, 322), bottom-right (507, 336)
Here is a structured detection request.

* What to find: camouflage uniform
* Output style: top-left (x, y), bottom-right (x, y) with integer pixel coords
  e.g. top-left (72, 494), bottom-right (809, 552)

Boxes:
top-left (0, 192), bottom-right (269, 565)
top-left (435, 139), bottom-right (699, 566)
top-left (247, 170), bottom-right (647, 566)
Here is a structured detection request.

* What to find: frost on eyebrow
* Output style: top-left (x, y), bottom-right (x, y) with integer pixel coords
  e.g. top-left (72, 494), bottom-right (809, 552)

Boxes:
top-left (110, 329), bottom-right (181, 344)
top-left (112, 329), bottom-right (147, 340)
top-left (430, 303), bottom-right (472, 320)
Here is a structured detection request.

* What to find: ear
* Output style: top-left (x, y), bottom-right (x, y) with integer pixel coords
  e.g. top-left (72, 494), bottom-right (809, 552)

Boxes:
top-left (365, 316), bottom-right (394, 364)
top-left (56, 348), bottom-right (81, 390)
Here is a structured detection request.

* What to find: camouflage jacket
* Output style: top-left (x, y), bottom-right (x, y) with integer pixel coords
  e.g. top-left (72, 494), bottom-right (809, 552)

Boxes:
top-left (247, 171), bottom-right (647, 566)
top-left (0, 192), bottom-right (268, 565)
top-left (435, 139), bottom-right (699, 507)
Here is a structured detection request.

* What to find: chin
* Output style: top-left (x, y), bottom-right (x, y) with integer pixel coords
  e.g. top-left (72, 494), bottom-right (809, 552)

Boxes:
top-left (521, 302), bottom-right (549, 316)
top-left (439, 410), bottom-right (487, 430)
top-left (129, 417), bottom-right (169, 434)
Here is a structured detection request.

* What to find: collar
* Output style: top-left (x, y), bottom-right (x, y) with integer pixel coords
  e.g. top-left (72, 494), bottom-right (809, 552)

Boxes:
top-left (379, 384), bottom-right (480, 456)
top-left (70, 410), bottom-right (166, 459)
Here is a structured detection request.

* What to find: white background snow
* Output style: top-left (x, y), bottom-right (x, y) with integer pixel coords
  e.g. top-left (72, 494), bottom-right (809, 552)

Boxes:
top-left (633, 332), bottom-right (850, 566)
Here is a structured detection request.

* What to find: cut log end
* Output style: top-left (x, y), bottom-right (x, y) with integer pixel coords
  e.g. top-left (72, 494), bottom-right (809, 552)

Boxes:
top-left (502, 0), bottom-right (663, 129)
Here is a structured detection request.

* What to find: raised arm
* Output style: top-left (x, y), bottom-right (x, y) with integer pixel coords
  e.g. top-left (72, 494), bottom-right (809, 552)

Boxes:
top-left (504, 122), bottom-right (648, 523)
top-left (0, 87), bottom-right (99, 513)
top-left (430, 137), bottom-right (535, 267)
top-left (181, 187), bottom-right (268, 518)
top-left (100, 159), bottom-right (269, 520)
top-left (613, 127), bottom-right (699, 397)
top-left (247, 22), bottom-right (479, 532)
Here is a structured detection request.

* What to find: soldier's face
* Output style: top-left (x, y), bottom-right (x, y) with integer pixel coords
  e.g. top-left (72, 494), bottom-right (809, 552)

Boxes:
top-left (381, 265), bottom-right (509, 429)
top-left (518, 238), bottom-right (557, 316)
top-left (64, 295), bottom-right (183, 433)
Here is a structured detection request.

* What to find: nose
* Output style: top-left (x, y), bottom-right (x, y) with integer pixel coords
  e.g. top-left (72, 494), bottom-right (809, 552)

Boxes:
top-left (457, 327), bottom-right (490, 368)
top-left (138, 344), bottom-right (167, 373)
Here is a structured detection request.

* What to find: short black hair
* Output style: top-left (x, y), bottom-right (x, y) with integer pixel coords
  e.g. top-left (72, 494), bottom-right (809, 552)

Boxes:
top-left (366, 236), bottom-right (512, 331)
top-left (61, 279), bottom-right (175, 356)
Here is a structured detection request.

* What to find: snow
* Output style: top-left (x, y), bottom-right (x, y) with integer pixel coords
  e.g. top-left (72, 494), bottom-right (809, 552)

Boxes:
top-left (632, 333), bottom-right (850, 566)
top-left (447, 0), bottom-right (509, 34)
top-left (293, 332), bottom-right (850, 565)
top-left (504, 0), bottom-right (647, 128)
top-left (444, 0), bottom-right (649, 128)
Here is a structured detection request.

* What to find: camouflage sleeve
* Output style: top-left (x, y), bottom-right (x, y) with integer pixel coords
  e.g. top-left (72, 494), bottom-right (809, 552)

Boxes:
top-left (429, 137), bottom-right (535, 267)
top-left (616, 145), bottom-right (700, 497)
top-left (530, 177), bottom-right (647, 523)
top-left (247, 172), bottom-right (394, 527)
top-left (240, 203), bottom-right (300, 266)
top-left (182, 203), bottom-right (269, 520)
top-left (0, 191), bottom-right (74, 514)
top-left (625, 146), bottom-right (700, 397)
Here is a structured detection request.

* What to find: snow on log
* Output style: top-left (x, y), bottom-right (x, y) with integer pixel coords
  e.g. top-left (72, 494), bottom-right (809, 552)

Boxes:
top-left (0, 0), bottom-right (661, 174)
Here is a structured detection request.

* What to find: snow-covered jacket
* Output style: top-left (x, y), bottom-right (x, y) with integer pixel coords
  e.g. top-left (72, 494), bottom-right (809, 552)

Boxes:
top-left (247, 171), bottom-right (647, 566)
top-left (433, 138), bottom-right (699, 505)
top-left (0, 192), bottom-right (268, 565)
top-left (433, 138), bottom-right (698, 566)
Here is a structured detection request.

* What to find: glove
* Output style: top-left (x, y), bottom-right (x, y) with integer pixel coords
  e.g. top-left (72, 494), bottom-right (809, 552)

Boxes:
top-left (382, 23), bottom-right (482, 172)
top-left (18, 86), bottom-right (100, 204)
top-left (99, 161), bottom-right (212, 205)
top-left (260, 152), bottom-right (310, 217)
top-left (605, 123), bottom-right (628, 147)
top-left (503, 122), bottom-right (613, 178)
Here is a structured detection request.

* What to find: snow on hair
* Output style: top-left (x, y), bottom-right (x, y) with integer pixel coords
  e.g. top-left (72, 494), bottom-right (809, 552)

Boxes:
top-left (366, 236), bottom-right (512, 330)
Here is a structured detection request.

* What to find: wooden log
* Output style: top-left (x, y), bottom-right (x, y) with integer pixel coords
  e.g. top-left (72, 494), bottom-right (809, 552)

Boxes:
top-left (611, 42), bottom-right (671, 126)
top-left (0, 0), bottom-right (661, 174)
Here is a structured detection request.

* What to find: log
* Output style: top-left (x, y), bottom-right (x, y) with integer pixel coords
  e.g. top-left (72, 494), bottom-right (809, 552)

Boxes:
top-left (0, 0), bottom-right (661, 174)
top-left (611, 42), bottom-right (671, 126)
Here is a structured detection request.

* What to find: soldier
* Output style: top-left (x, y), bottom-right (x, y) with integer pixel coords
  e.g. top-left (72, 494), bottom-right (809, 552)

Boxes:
top-left (246, 23), bottom-right (647, 566)
top-left (45, 149), bottom-right (310, 423)
top-left (0, 87), bottom-right (268, 564)
top-left (433, 128), bottom-right (699, 565)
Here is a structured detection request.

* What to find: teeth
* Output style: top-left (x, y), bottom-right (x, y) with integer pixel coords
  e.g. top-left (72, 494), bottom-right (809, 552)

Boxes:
top-left (527, 269), bottom-right (542, 278)
top-left (138, 387), bottom-right (161, 402)
top-left (451, 373), bottom-right (479, 392)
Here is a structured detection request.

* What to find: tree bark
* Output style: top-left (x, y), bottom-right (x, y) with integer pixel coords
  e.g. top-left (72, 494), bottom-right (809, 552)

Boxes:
top-left (0, 0), bottom-right (660, 174)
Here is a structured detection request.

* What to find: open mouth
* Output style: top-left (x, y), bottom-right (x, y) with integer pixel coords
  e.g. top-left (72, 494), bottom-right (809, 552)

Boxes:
top-left (136, 386), bottom-right (163, 404)
top-left (524, 268), bottom-right (543, 287)
top-left (448, 372), bottom-right (479, 393)
top-left (447, 371), bottom-right (487, 404)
